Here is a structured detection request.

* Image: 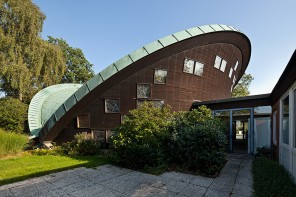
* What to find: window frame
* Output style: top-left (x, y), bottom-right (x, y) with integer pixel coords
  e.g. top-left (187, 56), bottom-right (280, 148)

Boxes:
top-left (76, 114), bottom-right (90, 128)
top-left (105, 99), bottom-right (120, 113)
top-left (214, 55), bottom-right (227, 72)
top-left (154, 69), bottom-right (168, 84)
top-left (137, 83), bottom-right (151, 98)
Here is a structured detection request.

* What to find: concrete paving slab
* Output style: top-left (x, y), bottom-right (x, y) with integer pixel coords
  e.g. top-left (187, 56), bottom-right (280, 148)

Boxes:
top-left (179, 183), bottom-right (207, 197)
top-left (204, 188), bottom-right (231, 197)
top-left (0, 154), bottom-right (254, 197)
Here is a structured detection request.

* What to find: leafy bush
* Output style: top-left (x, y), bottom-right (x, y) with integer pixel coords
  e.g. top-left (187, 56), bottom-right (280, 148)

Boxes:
top-left (112, 104), bottom-right (227, 175)
top-left (62, 133), bottom-right (101, 155)
top-left (112, 102), bottom-right (172, 169)
top-left (169, 107), bottom-right (227, 175)
top-left (0, 128), bottom-right (28, 158)
top-left (255, 146), bottom-right (272, 158)
top-left (0, 97), bottom-right (28, 133)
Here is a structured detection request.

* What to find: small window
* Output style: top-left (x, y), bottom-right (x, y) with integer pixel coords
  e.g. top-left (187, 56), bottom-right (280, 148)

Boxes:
top-left (194, 62), bottom-right (204, 76)
top-left (214, 56), bottom-right (222, 69)
top-left (136, 100), bottom-right (145, 108)
top-left (229, 68), bottom-right (233, 78)
top-left (154, 69), bottom-right (167, 84)
top-left (233, 76), bottom-right (236, 84)
top-left (183, 58), bottom-right (194, 74)
top-left (137, 84), bottom-right (151, 98)
top-left (77, 114), bottom-right (90, 128)
top-left (153, 100), bottom-right (164, 108)
top-left (234, 61), bottom-right (239, 71)
top-left (220, 60), bottom-right (227, 72)
top-left (214, 55), bottom-right (227, 72)
top-left (105, 99), bottom-right (120, 113)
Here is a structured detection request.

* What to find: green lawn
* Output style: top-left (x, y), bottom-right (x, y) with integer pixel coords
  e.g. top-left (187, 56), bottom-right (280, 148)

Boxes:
top-left (253, 157), bottom-right (296, 197)
top-left (0, 154), bottom-right (110, 186)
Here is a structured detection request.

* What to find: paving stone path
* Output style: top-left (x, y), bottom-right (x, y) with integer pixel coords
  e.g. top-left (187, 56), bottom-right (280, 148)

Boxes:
top-left (0, 154), bottom-right (253, 197)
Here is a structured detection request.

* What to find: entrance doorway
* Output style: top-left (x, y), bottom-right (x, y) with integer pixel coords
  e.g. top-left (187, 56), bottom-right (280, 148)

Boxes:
top-left (232, 109), bottom-right (250, 153)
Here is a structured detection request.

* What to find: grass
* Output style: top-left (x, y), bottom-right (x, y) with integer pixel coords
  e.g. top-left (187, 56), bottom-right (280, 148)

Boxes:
top-left (0, 129), bottom-right (28, 158)
top-left (253, 157), bottom-right (296, 197)
top-left (0, 154), bottom-right (111, 186)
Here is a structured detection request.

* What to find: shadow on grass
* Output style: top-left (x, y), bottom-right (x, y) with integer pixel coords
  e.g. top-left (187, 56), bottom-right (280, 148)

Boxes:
top-left (0, 155), bottom-right (112, 186)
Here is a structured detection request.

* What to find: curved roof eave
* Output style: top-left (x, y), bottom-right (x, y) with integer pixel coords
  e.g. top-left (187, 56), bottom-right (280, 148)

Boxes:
top-left (28, 84), bottom-right (82, 137)
top-left (38, 24), bottom-right (251, 140)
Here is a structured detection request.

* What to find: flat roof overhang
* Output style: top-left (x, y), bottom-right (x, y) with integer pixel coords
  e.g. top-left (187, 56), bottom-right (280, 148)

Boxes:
top-left (191, 93), bottom-right (271, 110)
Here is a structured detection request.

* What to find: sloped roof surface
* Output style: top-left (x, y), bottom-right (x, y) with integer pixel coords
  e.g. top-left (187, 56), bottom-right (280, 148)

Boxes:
top-left (28, 84), bottom-right (82, 137)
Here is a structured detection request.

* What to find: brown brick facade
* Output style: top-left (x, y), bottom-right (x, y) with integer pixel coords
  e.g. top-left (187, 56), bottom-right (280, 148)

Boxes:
top-left (54, 43), bottom-right (243, 142)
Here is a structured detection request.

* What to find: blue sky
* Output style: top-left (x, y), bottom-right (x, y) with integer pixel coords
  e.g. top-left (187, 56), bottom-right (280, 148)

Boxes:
top-left (33, 0), bottom-right (296, 95)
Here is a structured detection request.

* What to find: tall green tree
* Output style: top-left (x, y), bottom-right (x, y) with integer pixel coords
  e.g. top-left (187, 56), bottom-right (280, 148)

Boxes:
top-left (232, 73), bottom-right (254, 97)
top-left (47, 36), bottom-right (94, 83)
top-left (0, 0), bottom-right (65, 103)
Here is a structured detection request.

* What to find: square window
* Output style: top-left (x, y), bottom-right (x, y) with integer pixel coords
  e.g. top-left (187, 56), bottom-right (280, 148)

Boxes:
top-left (214, 56), bottom-right (222, 69)
top-left (229, 67), bottom-right (233, 78)
top-left (77, 114), bottom-right (90, 128)
top-left (136, 100), bottom-right (145, 108)
top-left (153, 100), bottom-right (164, 108)
top-left (154, 69), bottom-right (167, 84)
top-left (194, 62), bottom-right (204, 76)
top-left (183, 58), bottom-right (194, 74)
top-left (137, 84), bottom-right (151, 98)
top-left (220, 59), bottom-right (227, 72)
top-left (105, 99), bottom-right (120, 113)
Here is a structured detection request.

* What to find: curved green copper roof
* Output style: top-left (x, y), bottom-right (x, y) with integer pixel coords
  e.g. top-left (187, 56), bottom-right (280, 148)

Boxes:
top-left (28, 84), bottom-right (82, 137)
top-left (30, 24), bottom-right (248, 139)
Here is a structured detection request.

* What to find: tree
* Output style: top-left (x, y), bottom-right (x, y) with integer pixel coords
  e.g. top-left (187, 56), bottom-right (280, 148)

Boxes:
top-left (47, 36), bottom-right (95, 83)
top-left (0, 97), bottom-right (28, 132)
top-left (232, 73), bottom-right (254, 97)
top-left (0, 0), bottom-right (65, 103)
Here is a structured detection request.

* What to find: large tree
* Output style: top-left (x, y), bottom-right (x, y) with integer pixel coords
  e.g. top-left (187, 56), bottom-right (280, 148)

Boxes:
top-left (0, 0), bottom-right (65, 103)
top-left (232, 73), bottom-right (254, 97)
top-left (47, 36), bottom-right (94, 83)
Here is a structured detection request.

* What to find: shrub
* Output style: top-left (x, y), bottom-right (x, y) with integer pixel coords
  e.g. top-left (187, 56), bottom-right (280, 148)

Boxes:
top-left (255, 146), bottom-right (273, 158)
top-left (62, 132), bottom-right (101, 155)
top-left (0, 97), bottom-right (28, 133)
top-left (169, 106), bottom-right (227, 175)
top-left (112, 102), bottom-right (172, 169)
top-left (0, 128), bottom-right (28, 158)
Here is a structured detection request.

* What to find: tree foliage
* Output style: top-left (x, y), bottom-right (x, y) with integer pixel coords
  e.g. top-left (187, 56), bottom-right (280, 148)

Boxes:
top-left (0, 0), bottom-right (65, 103)
top-left (47, 36), bottom-right (94, 83)
top-left (0, 97), bottom-right (28, 132)
top-left (232, 73), bottom-right (254, 97)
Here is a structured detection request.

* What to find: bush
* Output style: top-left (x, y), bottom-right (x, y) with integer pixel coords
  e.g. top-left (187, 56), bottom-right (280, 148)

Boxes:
top-left (61, 133), bottom-right (101, 155)
top-left (0, 128), bottom-right (28, 158)
top-left (255, 146), bottom-right (272, 158)
top-left (0, 97), bottom-right (28, 133)
top-left (112, 102), bottom-right (172, 169)
top-left (112, 104), bottom-right (227, 175)
top-left (169, 107), bottom-right (227, 175)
